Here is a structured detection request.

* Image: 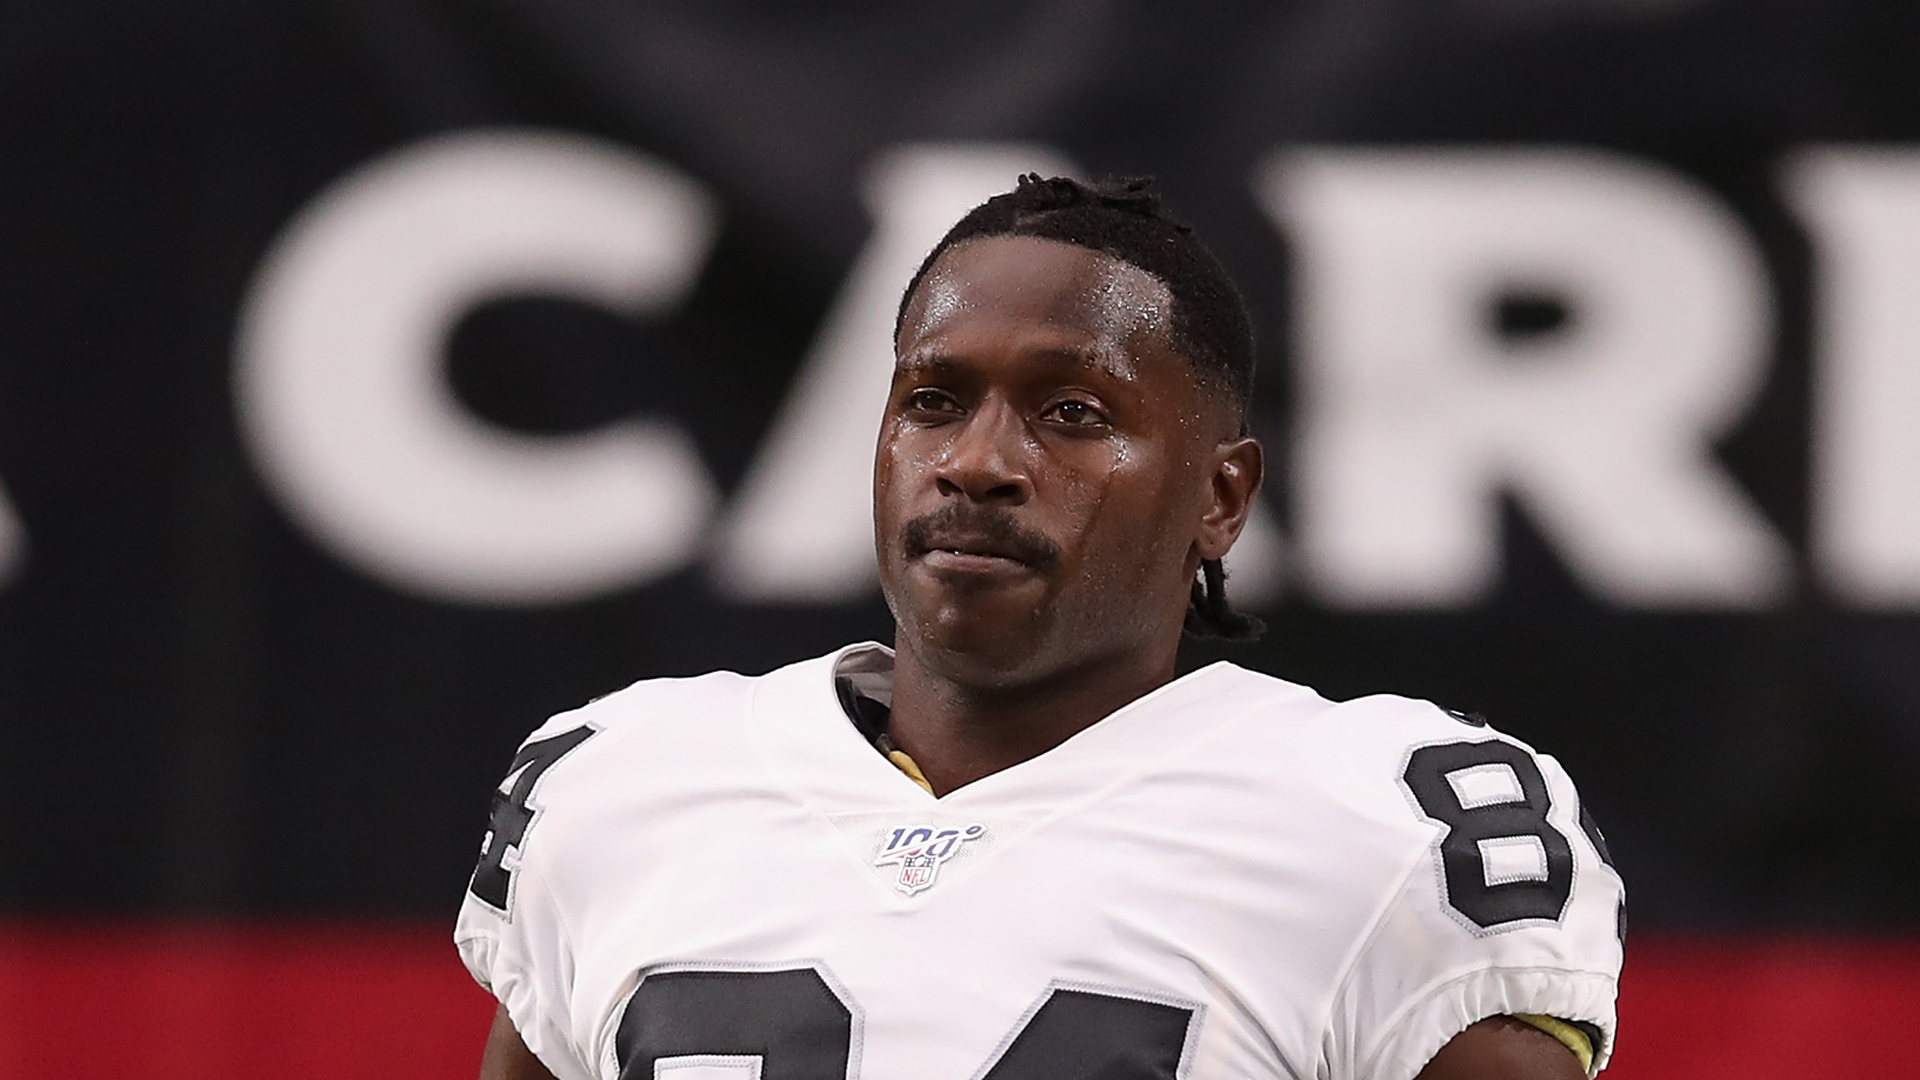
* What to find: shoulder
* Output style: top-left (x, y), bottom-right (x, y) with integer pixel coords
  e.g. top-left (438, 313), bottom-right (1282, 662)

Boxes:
top-left (453, 648), bottom-right (847, 929)
top-left (1309, 690), bottom-right (1547, 811)
top-left (1199, 664), bottom-right (1624, 940)
top-left (1224, 668), bottom-right (1612, 893)
top-left (519, 647), bottom-right (841, 760)
top-left (1212, 664), bottom-right (1546, 770)
top-left (495, 647), bottom-right (850, 816)
top-left (1157, 666), bottom-right (1625, 1072)
top-left (534, 665), bottom-right (758, 743)
top-left (1157, 666), bottom-right (1563, 901)
top-left (1188, 661), bottom-right (1482, 735)
top-left (1227, 687), bottom-right (1628, 1078)
top-left (1195, 663), bottom-right (1533, 805)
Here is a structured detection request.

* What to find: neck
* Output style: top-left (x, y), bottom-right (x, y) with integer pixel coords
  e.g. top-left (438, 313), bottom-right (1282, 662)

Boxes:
top-left (885, 639), bottom-right (1180, 797)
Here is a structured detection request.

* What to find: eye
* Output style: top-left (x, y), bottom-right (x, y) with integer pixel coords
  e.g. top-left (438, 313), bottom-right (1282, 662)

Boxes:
top-left (1040, 397), bottom-right (1109, 428)
top-left (902, 387), bottom-right (962, 417)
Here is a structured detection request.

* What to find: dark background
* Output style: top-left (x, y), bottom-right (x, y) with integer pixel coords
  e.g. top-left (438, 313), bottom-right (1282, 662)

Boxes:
top-left (3, 0), bottom-right (1917, 934)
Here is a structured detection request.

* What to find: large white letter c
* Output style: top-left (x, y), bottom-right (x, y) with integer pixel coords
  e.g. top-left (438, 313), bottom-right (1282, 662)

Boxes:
top-left (235, 130), bottom-right (720, 605)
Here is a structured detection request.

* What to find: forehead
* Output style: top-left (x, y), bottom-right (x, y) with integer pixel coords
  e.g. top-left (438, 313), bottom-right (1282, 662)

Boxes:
top-left (898, 235), bottom-right (1177, 367)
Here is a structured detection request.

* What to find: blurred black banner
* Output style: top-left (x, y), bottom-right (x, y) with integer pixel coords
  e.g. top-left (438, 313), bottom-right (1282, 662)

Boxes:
top-left (3, 0), bottom-right (1919, 929)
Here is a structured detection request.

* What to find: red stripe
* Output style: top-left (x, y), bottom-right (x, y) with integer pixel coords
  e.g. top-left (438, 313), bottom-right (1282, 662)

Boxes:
top-left (0, 921), bottom-right (494, 1079)
top-left (1608, 936), bottom-right (1920, 1078)
top-left (0, 923), bottom-right (1914, 1078)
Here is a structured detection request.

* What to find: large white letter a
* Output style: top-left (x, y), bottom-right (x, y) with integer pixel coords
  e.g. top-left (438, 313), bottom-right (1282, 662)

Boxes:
top-left (1260, 148), bottom-right (1790, 608)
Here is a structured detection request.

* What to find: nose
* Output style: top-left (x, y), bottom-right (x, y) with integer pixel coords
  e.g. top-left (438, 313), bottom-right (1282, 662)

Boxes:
top-left (935, 398), bottom-right (1032, 505)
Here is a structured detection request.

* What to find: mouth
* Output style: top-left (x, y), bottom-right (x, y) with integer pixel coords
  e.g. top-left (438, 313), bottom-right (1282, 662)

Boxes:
top-left (901, 510), bottom-right (1059, 578)
top-left (915, 543), bottom-right (1034, 575)
top-left (915, 533), bottom-right (1026, 562)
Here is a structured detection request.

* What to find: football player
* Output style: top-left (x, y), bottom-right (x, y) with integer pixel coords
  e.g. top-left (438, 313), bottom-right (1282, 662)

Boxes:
top-left (458, 176), bottom-right (1625, 1080)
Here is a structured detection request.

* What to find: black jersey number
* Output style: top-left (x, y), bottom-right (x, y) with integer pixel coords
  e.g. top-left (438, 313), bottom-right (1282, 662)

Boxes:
top-left (468, 725), bottom-right (596, 912)
top-left (615, 969), bottom-right (852, 1080)
top-left (615, 967), bottom-right (1193, 1080)
top-left (1403, 739), bottom-right (1575, 929)
top-left (980, 987), bottom-right (1192, 1080)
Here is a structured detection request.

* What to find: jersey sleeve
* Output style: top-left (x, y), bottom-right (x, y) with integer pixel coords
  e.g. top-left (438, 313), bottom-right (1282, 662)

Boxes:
top-left (1320, 711), bottom-right (1626, 1080)
top-left (454, 717), bottom-right (603, 1080)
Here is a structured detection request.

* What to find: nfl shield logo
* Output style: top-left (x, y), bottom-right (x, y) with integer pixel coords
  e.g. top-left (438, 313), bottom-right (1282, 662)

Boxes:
top-left (898, 854), bottom-right (937, 891)
top-left (873, 823), bottom-right (987, 895)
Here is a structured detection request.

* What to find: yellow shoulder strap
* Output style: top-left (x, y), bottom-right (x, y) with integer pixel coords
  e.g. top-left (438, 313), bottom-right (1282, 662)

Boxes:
top-left (1512, 1014), bottom-right (1595, 1073)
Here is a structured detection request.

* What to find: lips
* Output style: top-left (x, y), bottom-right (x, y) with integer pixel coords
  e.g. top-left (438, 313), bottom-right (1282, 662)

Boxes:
top-left (918, 534), bottom-right (1028, 564)
top-left (901, 506), bottom-right (1059, 574)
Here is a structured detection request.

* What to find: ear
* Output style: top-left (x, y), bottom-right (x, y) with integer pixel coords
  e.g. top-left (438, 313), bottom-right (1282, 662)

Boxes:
top-left (1196, 435), bottom-right (1264, 562)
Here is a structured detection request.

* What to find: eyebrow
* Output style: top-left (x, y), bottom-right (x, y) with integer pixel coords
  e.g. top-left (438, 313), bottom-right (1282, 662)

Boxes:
top-left (893, 345), bottom-right (1133, 380)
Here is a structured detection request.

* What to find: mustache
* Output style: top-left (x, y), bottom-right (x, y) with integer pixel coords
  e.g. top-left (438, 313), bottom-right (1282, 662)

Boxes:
top-left (901, 503), bottom-right (1060, 571)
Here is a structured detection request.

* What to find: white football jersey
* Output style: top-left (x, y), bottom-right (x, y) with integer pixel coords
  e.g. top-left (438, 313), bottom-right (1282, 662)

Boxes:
top-left (456, 644), bottom-right (1624, 1080)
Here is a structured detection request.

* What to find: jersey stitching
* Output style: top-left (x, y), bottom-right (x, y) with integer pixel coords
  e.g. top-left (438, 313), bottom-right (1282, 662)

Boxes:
top-left (654, 1055), bottom-right (763, 1079)
top-left (1395, 734), bottom-right (1580, 940)
top-left (475, 721), bottom-right (602, 922)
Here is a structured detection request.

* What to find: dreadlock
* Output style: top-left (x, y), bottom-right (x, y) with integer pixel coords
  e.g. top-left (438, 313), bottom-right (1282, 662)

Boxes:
top-left (898, 174), bottom-right (1264, 641)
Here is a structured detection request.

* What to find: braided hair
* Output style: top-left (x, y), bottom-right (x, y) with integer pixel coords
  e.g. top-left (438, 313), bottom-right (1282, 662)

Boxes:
top-left (896, 174), bottom-right (1263, 641)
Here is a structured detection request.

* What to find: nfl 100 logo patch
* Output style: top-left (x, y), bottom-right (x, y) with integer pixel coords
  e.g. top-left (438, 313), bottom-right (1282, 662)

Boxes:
top-left (873, 823), bottom-right (987, 895)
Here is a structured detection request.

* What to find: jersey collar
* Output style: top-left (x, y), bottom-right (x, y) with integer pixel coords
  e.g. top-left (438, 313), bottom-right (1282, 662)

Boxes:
top-left (746, 642), bottom-right (1272, 817)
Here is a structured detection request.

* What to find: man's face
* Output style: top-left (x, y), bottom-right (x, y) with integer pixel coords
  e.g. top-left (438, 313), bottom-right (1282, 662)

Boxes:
top-left (876, 234), bottom-right (1245, 688)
